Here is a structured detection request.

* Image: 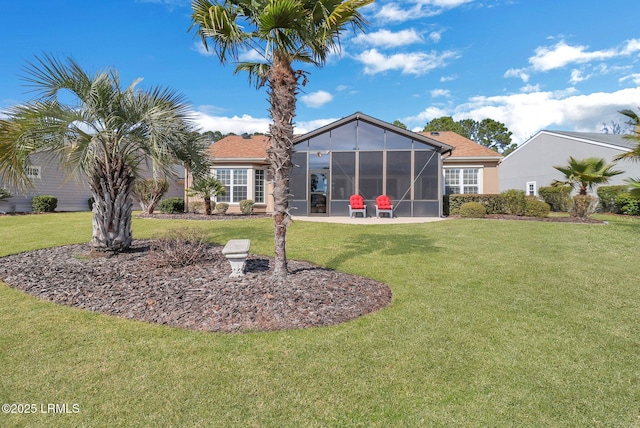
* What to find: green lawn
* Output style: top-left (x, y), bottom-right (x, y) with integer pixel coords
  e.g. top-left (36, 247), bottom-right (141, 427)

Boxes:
top-left (0, 212), bottom-right (638, 427)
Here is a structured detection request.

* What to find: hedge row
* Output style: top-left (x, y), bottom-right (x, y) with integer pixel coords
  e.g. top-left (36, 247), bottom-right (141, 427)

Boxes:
top-left (445, 190), bottom-right (550, 218)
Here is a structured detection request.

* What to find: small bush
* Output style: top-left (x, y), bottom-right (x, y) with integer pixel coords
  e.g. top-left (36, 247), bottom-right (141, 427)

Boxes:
top-left (0, 188), bottom-right (12, 201)
top-left (88, 197), bottom-right (95, 211)
top-left (214, 202), bottom-right (229, 215)
top-left (569, 195), bottom-right (596, 218)
top-left (525, 198), bottom-right (550, 218)
top-left (598, 185), bottom-right (629, 212)
top-left (459, 202), bottom-right (487, 218)
top-left (239, 199), bottom-right (254, 215)
top-left (148, 228), bottom-right (210, 268)
top-left (189, 201), bottom-right (205, 214)
top-left (538, 186), bottom-right (572, 212)
top-left (614, 193), bottom-right (640, 216)
top-left (157, 197), bottom-right (184, 214)
top-left (31, 195), bottom-right (58, 213)
top-left (501, 189), bottom-right (526, 216)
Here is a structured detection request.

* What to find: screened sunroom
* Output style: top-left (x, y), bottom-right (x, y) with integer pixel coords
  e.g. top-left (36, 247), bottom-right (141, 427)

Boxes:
top-left (290, 112), bottom-right (453, 217)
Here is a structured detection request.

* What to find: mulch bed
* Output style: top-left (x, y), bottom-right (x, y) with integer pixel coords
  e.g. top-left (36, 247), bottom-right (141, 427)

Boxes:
top-left (0, 240), bottom-right (392, 333)
top-left (480, 214), bottom-right (606, 223)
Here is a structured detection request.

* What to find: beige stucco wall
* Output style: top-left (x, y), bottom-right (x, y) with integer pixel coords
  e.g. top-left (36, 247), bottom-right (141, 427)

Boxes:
top-left (443, 158), bottom-right (501, 194)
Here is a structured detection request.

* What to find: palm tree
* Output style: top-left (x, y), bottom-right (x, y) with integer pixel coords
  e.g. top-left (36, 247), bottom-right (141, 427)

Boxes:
top-left (190, 0), bottom-right (372, 282)
top-left (614, 108), bottom-right (640, 197)
top-left (0, 55), bottom-right (208, 251)
top-left (186, 176), bottom-right (226, 215)
top-left (553, 156), bottom-right (623, 195)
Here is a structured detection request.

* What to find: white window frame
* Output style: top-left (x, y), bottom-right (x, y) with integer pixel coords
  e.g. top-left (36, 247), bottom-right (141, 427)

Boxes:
top-left (213, 167), bottom-right (266, 204)
top-left (26, 165), bottom-right (42, 179)
top-left (443, 167), bottom-right (483, 194)
top-left (526, 181), bottom-right (536, 196)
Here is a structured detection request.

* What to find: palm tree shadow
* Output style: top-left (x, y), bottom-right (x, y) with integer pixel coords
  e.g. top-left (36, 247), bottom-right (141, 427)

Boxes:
top-left (324, 229), bottom-right (439, 270)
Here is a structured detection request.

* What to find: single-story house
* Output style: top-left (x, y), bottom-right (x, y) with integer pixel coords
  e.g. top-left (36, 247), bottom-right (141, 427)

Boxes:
top-left (207, 112), bottom-right (502, 217)
top-left (0, 151), bottom-right (185, 213)
top-left (499, 130), bottom-right (640, 195)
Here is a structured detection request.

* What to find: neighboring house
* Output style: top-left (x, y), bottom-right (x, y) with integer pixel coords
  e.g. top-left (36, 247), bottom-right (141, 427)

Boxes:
top-left (419, 131), bottom-right (503, 195)
top-left (0, 151), bottom-right (185, 213)
top-left (499, 130), bottom-right (640, 195)
top-left (205, 134), bottom-right (273, 214)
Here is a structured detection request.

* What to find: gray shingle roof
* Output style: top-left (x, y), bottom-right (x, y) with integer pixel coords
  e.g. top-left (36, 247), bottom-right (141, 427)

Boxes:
top-left (546, 131), bottom-right (637, 150)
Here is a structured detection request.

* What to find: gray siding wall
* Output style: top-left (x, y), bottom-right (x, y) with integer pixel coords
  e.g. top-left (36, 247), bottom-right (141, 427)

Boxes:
top-left (0, 153), bottom-right (184, 213)
top-left (499, 132), bottom-right (640, 194)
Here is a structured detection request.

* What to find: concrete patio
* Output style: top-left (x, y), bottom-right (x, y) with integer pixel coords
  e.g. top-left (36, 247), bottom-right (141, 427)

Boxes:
top-left (292, 215), bottom-right (449, 225)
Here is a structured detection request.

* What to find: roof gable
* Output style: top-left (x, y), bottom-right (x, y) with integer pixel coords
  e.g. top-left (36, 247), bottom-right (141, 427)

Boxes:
top-left (503, 130), bottom-right (634, 161)
top-left (293, 112), bottom-right (453, 153)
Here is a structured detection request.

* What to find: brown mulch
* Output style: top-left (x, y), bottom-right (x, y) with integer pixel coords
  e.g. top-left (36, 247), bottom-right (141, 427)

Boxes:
top-left (0, 240), bottom-right (392, 333)
top-left (481, 214), bottom-right (606, 223)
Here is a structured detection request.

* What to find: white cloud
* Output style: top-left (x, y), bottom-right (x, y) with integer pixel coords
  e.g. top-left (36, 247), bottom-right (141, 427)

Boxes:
top-left (193, 112), bottom-right (271, 135)
top-left (300, 90), bottom-right (334, 108)
top-left (429, 30), bottom-right (444, 43)
top-left (504, 68), bottom-right (530, 83)
top-left (192, 41), bottom-right (210, 56)
top-left (520, 84), bottom-right (541, 93)
top-left (569, 69), bottom-right (586, 84)
top-left (529, 38), bottom-right (640, 72)
top-left (373, 0), bottom-right (474, 22)
top-left (191, 110), bottom-right (337, 136)
top-left (620, 73), bottom-right (640, 85)
top-left (404, 87), bottom-right (640, 145)
top-left (430, 88), bottom-right (451, 98)
top-left (355, 48), bottom-right (459, 75)
top-left (440, 74), bottom-right (457, 82)
top-left (353, 29), bottom-right (423, 48)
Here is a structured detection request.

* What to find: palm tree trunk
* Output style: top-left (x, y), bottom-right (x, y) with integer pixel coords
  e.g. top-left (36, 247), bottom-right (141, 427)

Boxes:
top-left (89, 157), bottom-right (135, 251)
top-left (204, 196), bottom-right (211, 215)
top-left (268, 52), bottom-right (297, 283)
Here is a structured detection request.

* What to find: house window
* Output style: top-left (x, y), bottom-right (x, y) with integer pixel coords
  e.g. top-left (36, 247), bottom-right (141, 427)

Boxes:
top-left (214, 168), bottom-right (263, 203)
top-left (444, 168), bottom-right (480, 194)
top-left (526, 181), bottom-right (536, 196)
top-left (26, 166), bottom-right (41, 179)
top-left (254, 170), bottom-right (265, 203)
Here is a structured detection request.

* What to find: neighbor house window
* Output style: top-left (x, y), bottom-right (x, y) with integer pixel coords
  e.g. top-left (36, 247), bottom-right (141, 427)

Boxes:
top-left (26, 165), bottom-right (41, 179)
top-left (445, 168), bottom-right (480, 194)
top-left (526, 181), bottom-right (536, 196)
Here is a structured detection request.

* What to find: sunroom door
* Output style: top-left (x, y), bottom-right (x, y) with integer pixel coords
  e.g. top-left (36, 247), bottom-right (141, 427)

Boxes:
top-left (309, 171), bottom-right (329, 215)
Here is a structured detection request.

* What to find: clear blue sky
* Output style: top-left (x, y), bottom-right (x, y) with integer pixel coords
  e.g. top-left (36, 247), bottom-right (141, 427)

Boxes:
top-left (1, 0), bottom-right (639, 144)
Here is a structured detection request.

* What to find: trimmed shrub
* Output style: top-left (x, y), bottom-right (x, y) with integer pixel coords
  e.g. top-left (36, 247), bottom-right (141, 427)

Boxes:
top-left (501, 189), bottom-right (526, 216)
top-left (569, 195), bottom-right (596, 218)
top-left (459, 202), bottom-right (486, 218)
top-left (31, 195), bottom-right (57, 213)
top-left (525, 198), bottom-right (550, 218)
top-left (614, 193), bottom-right (640, 216)
top-left (189, 201), bottom-right (205, 214)
top-left (88, 197), bottom-right (95, 211)
top-left (538, 186), bottom-right (572, 212)
top-left (597, 185), bottom-right (629, 212)
top-left (157, 197), bottom-right (184, 214)
top-left (239, 199), bottom-right (254, 215)
top-left (446, 194), bottom-right (503, 216)
top-left (214, 202), bottom-right (229, 215)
